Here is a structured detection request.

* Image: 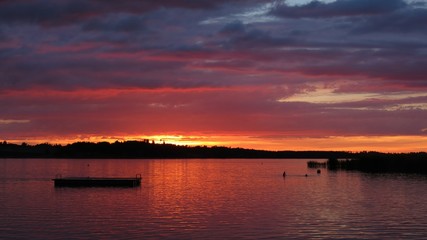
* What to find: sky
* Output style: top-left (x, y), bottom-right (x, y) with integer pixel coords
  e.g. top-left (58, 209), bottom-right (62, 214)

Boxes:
top-left (1, 0), bottom-right (427, 152)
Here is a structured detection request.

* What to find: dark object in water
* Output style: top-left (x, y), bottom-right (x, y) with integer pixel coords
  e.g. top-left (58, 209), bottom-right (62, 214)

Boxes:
top-left (307, 161), bottom-right (327, 168)
top-left (53, 174), bottom-right (142, 187)
top-left (317, 169), bottom-right (321, 174)
top-left (283, 171), bottom-right (286, 177)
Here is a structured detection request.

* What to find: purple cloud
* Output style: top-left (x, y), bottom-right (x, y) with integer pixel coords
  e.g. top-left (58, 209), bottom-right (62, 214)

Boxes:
top-left (0, 0), bottom-right (269, 27)
top-left (1, 0), bottom-right (427, 149)
top-left (271, 0), bottom-right (407, 18)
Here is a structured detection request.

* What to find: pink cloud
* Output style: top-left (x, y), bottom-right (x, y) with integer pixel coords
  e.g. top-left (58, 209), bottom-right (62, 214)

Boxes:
top-left (1, 0), bottom-right (426, 151)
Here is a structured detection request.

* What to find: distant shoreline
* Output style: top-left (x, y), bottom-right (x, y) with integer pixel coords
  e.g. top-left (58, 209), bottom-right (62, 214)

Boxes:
top-left (0, 140), bottom-right (354, 159)
top-left (1, 140), bottom-right (425, 161)
top-left (308, 152), bottom-right (427, 174)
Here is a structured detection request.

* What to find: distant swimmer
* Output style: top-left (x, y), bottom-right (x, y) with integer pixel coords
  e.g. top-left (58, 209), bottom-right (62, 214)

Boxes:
top-left (317, 169), bottom-right (321, 174)
top-left (283, 171), bottom-right (286, 177)
top-left (305, 174), bottom-right (308, 177)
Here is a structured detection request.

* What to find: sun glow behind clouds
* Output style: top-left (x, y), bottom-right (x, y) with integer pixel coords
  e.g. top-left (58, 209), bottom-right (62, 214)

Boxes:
top-left (278, 88), bottom-right (427, 105)
top-left (0, 119), bottom-right (30, 124)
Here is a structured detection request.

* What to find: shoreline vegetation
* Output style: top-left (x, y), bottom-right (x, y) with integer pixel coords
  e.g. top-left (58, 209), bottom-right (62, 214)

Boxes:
top-left (0, 140), bottom-right (354, 159)
top-left (308, 152), bottom-right (427, 174)
top-left (0, 140), bottom-right (426, 174)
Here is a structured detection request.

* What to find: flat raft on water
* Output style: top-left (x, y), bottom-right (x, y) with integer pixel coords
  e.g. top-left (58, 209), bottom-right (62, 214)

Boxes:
top-left (53, 174), bottom-right (142, 187)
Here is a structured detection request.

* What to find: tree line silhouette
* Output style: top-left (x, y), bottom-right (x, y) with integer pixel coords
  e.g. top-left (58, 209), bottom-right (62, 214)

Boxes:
top-left (1, 141), bottom-right (426, 174)
top-left (0, 140), bottom-right (353, 159)
top-left (308, 151), bottom-right (427, 174)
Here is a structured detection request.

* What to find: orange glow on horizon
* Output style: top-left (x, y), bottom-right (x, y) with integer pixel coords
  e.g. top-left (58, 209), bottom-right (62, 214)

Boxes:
top-left (3, 134), bottom-right (426, 153)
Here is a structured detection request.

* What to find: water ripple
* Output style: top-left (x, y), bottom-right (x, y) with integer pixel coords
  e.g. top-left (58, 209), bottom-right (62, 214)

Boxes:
top-left (1, 159), bottom-right (427, 239)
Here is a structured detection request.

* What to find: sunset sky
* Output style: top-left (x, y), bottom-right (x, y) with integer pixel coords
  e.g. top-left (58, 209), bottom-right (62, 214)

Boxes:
top-left (1, 0), bottom-right (427, 152)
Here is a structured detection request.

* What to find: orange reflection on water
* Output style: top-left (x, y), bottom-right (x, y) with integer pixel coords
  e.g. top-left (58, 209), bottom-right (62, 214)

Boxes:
top-left (3, 158), bottom-right (427, 239)
top-left (142, 159), bottom-right (298, 230)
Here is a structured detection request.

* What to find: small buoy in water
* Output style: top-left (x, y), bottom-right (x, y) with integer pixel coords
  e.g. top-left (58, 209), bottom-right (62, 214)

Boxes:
top-left (317, 169), bottom-right (321, 174)
top-left (283, 171), bottom-right (286, 177)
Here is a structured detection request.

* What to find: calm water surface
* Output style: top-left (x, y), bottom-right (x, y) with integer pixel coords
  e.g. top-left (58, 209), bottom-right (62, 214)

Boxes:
top-left (1, 158), bottom-right (426, 239)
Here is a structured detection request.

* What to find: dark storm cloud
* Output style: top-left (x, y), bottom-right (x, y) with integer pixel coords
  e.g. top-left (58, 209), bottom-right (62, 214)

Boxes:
top-left (216, 23), bottom-right (301, 51)
top-left (271, 0), bottom-right (407, 18)
top-left (352, 7), bottom-right (427, 34)
top-left (205, 12), bottom-right (427, 87)
top-left (0, 28), bottom-right (6, 41)
top-left (271, 0), bottom-right (427, 34)
top-left (292, 47), bottom-right (427, 84)
top-left (0, 0), bottom-right (91, 26)
top-left (82, 14), bottom-right (146, 33)
top-left (0, 0), bottom-right (268, 27)
top-left (218, 20), bottom-right (246, 36)
top-left (0, 53), bottom-right (194, 90)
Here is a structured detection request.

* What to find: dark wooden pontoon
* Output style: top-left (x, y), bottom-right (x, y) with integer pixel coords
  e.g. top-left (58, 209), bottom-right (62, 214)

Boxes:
top-left (53, 174), bottom-right (142, 187)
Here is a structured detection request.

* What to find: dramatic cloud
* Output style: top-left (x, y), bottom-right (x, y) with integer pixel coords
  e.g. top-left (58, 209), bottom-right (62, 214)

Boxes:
top-left (271, 0), bottom-right (407, 18)
top-left (0, 119), bottom-right (30, 124)
top-left (0, 0), bottom-right (269, 27)
top-left (352, 7), bottom-right (427, 34)
top-left (1, 0), bottom-right (426, 151)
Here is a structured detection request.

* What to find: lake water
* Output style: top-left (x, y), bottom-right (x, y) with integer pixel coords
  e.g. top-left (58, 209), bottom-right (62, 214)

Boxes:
top-left (1, 158), bottom-right (427, 239)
